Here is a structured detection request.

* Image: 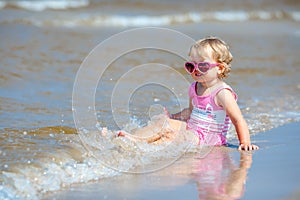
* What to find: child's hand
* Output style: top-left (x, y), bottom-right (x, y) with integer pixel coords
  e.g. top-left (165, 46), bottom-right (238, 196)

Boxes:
top-left (238, 143), bottom-right (259, 151)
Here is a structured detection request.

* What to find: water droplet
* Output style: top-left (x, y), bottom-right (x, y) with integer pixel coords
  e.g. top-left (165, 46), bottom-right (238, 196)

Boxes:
top-left (79, 128), bottom-right (89, 134)
top-left (96, 122), bottom-right (102, 130)
top-left (87, 161), bottom-right (92, 167)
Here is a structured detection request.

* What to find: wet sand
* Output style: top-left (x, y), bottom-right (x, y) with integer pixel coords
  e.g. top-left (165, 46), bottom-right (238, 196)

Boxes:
top-left (45, 122), bottom-right (300, 200)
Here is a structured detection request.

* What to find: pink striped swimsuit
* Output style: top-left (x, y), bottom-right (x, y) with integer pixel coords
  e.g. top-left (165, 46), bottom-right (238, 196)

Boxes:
top-left (187, 82), bottom-right (237, 146)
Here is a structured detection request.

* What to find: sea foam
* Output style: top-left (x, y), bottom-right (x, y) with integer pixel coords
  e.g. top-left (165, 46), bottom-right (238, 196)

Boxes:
top-left (0, 0), bottom-right (89, 11)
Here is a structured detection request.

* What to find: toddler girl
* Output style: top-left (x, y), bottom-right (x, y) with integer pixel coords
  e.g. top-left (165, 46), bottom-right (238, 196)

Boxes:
top-left (169, 36), bottom-right (258, 151)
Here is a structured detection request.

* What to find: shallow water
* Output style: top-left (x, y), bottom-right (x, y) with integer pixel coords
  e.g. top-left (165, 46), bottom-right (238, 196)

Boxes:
top-left (1, 0), bottom-right (300, 199)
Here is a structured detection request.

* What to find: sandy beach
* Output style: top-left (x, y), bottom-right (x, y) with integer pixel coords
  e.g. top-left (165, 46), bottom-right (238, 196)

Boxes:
top-left (45, 122), bottom-right (300, 200)
top-left (1, 1), bottom-right (300, 199)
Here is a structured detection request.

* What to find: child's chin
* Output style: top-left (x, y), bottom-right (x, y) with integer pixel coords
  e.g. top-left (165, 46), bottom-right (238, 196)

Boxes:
top-left (193, 77), bottom-right (205, 82)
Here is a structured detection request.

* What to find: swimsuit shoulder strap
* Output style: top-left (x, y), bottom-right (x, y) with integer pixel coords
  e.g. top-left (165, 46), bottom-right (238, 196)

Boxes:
top-left (211, 84), bottom-right (238, 100)
top-left (188, 82), bottom-right (197, 98)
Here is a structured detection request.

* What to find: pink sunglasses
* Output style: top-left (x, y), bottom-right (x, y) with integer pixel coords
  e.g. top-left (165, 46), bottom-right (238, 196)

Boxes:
top-left (184, 61), bottom-right (219, 74)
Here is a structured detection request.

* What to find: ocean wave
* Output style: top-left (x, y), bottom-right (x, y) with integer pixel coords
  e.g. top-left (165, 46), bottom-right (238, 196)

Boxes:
top-left (1, 10), bottom-right (299, 28)
top-left (0, 0), bottom-right (89, 11)
top-left (0, 115), bottom-right (198, 199)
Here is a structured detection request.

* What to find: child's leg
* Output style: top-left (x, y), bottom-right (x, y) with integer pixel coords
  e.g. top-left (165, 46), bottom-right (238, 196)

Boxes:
top-left (115, 118), bottom-right (187, 144)
top-left (166, 118), bottom-right (186, 132)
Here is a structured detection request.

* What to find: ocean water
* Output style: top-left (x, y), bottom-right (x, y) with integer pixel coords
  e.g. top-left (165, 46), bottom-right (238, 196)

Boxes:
top-left (1, 0), bottom-right (300, 199)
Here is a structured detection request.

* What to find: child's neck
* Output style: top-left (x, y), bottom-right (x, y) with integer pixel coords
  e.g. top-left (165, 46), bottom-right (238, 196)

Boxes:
top-left (196, 79), bottom-right (223, 96)
top-left (197, 78), bottom-right (222, 89)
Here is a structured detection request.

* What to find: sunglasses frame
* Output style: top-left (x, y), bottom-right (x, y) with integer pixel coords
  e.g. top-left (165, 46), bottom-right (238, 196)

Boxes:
top-left (184, 61), bottom-right (219, 74)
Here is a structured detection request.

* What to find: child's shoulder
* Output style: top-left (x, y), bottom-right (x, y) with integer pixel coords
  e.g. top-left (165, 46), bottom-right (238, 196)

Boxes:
top-left (215, 82), bottom-right (238, 100)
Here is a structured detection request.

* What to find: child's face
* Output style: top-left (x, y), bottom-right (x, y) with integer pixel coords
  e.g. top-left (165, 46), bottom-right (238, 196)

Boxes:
top-left (189, 46), bottom-right (220, 83)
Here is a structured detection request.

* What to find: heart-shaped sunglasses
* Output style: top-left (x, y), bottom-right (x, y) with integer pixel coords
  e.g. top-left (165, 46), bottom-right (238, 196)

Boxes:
top-left (184, 61), bottom-right (219, 74)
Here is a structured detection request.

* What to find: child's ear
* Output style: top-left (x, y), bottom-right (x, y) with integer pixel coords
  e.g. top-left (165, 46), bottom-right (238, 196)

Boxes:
top-left (217, 64), bottom-right (225, 75)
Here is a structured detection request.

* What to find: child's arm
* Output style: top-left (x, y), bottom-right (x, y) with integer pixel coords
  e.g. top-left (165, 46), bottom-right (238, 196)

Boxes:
top-left (169, 98), bottom-right (193, 122)
top-left (216, 89), bottom-right (259, 151)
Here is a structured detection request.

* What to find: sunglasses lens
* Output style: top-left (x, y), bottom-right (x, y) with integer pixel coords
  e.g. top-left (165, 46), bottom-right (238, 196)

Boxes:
top-left (185, 63), bottom-right (195, 73)
top-left (198, 62), bottom-right (210, 73)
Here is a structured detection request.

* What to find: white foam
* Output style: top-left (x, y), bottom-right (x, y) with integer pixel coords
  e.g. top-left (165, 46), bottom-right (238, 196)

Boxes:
top-left (291, 11), bottom-right (300, 21)
top-left (19, 10), bottom-right (299, 28)
top-left (5, 0), bottom-right (89, 11)
top-left (213, 11), bottom-right (249, 21)
top-left (1, 10), bottom-right (299, 28)
top-left (251, 10), bottom-right (273, 20)
top-left (0, 1), bottom-right (6, 9)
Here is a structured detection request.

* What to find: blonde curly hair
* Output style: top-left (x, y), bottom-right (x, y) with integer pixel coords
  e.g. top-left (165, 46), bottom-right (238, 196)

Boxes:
top-left (189, 36), bottom-right (233, 79)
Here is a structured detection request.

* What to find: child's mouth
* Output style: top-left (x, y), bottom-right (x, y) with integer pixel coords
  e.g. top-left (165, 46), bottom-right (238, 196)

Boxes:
top-left (194, 72), bottom-right (203, 77)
